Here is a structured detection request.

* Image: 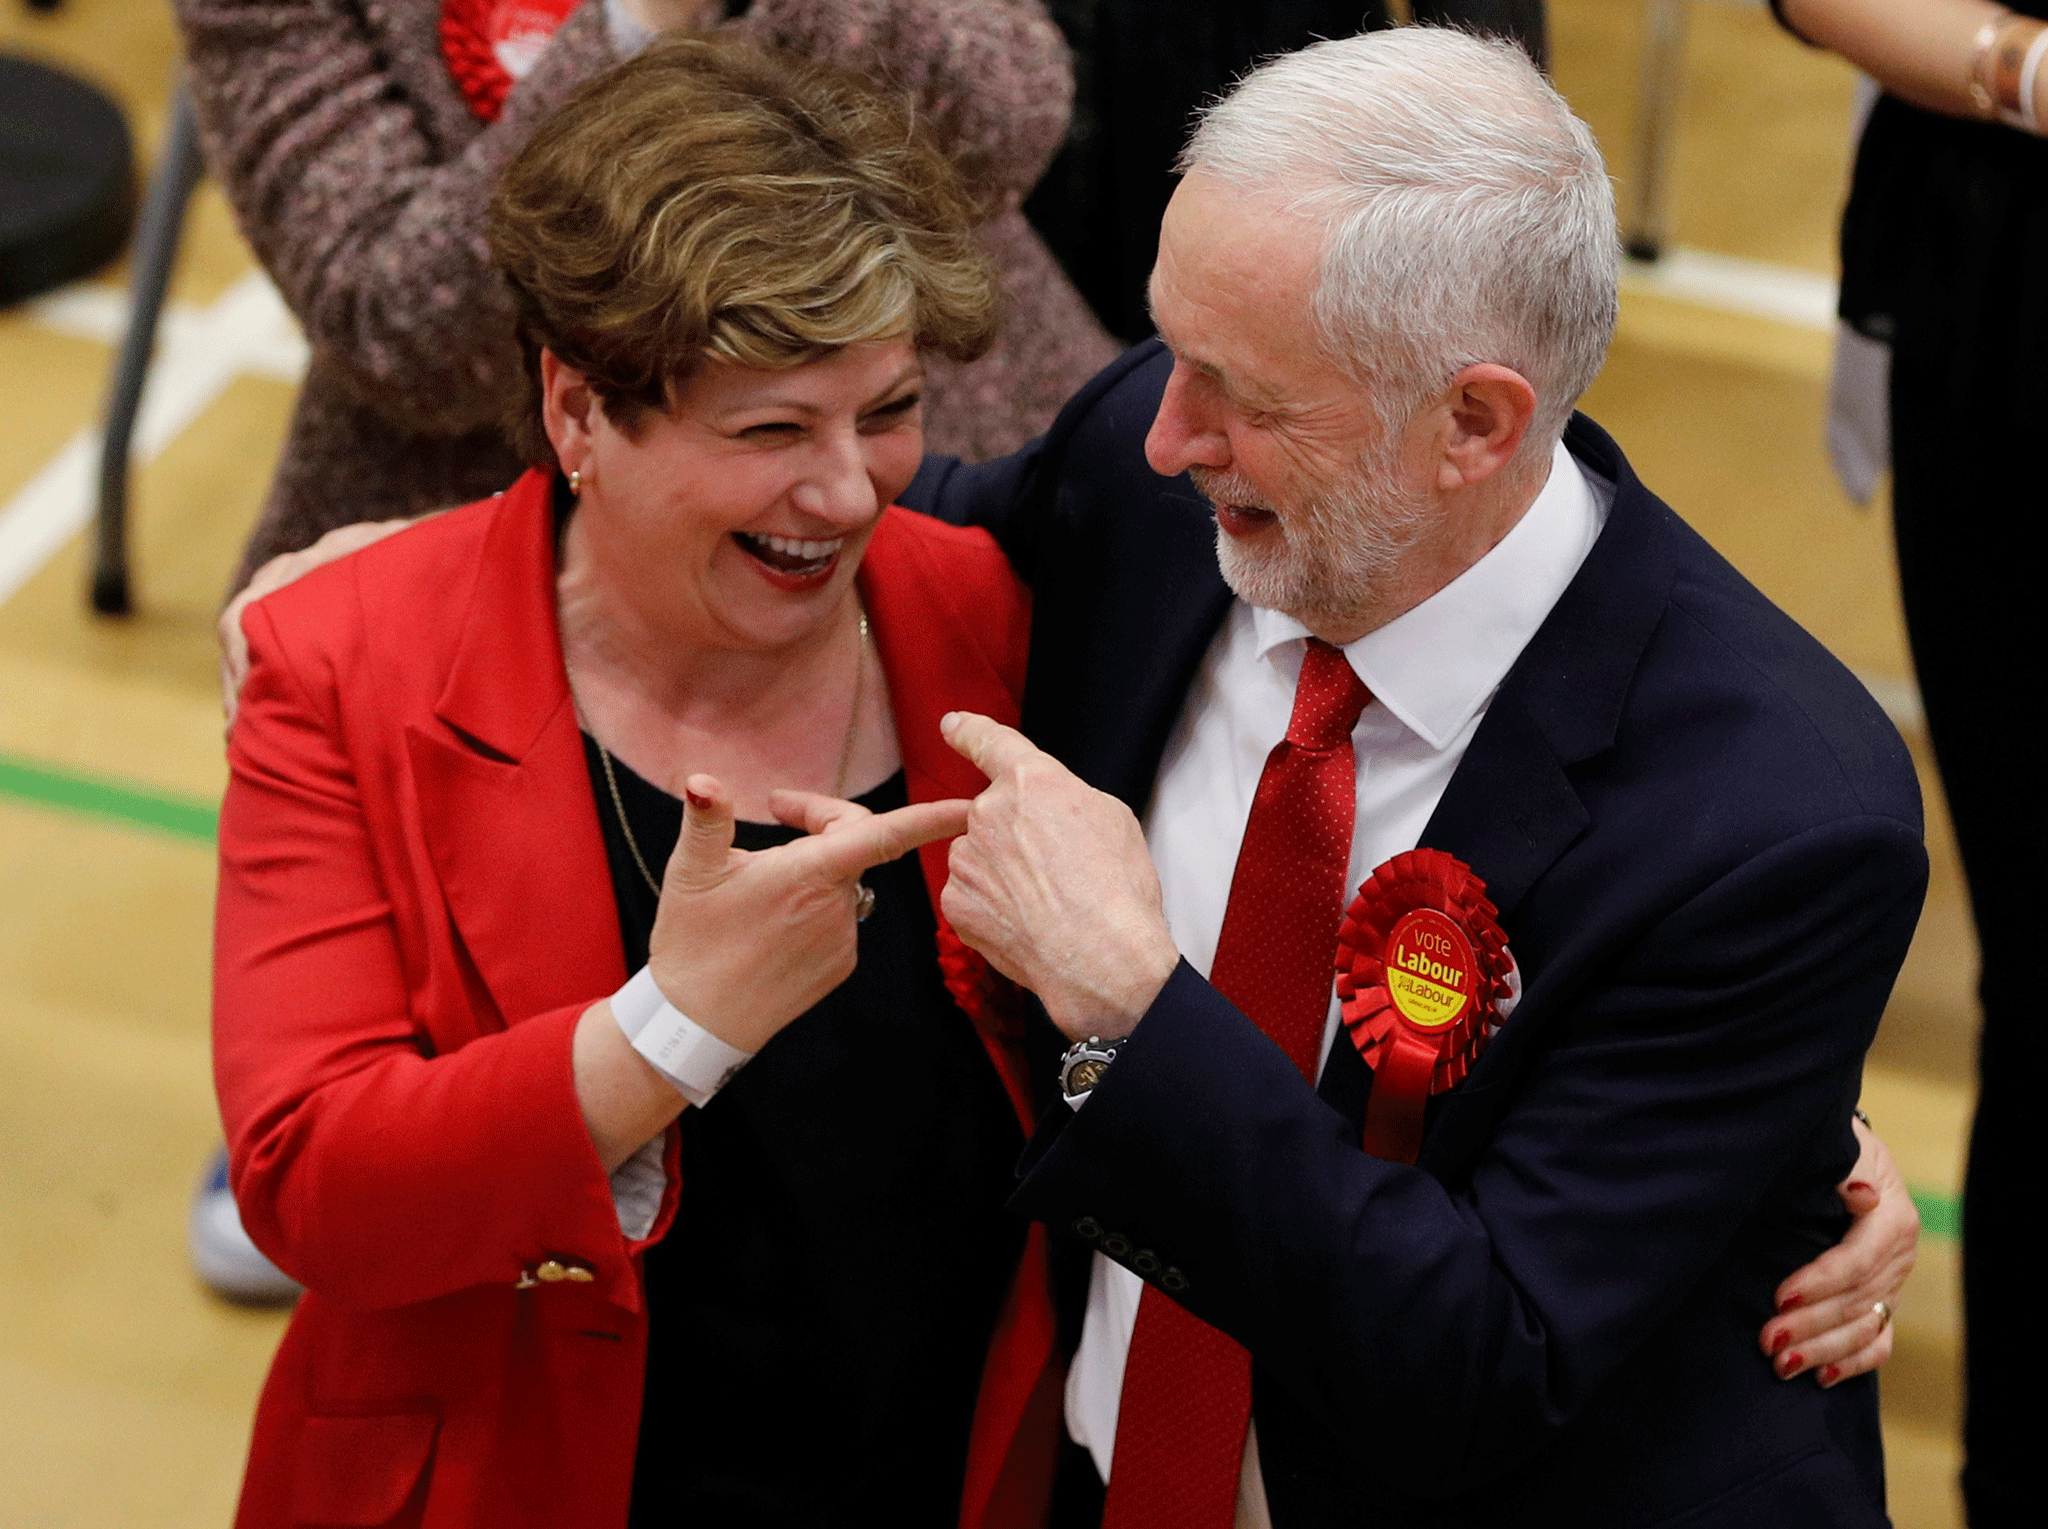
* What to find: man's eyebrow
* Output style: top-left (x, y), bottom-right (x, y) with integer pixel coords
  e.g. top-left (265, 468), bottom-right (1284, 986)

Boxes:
top-left (1148, 289), bottom-right (1286, 410)
top-left (1188, 352), bottom-right (1286, 410)
top-left (1153, 325), bottom-right (1257, 404)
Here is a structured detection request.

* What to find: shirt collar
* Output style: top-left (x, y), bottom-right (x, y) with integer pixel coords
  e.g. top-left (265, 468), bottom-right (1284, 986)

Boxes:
top-left (1250, 437), bottom-right (1609, 751)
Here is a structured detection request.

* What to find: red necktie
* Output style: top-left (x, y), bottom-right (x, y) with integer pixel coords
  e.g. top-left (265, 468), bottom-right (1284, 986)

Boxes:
top-left (1103, 639), bottom-right (1371, 1529)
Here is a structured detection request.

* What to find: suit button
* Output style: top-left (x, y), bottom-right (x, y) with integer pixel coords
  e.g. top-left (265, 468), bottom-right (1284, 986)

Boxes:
top-left (1133, 1249), bottom-right (1161, 1277)
top-left (1161, 1267), bottom-right (1189, 1294)
top-left (564, 1264), bottom-right (595, 1283)
top-left (515, 1267), bottom-right (539, 1289)
top-left (536, 1260), bottom-right (569, 1283)
top-left (1073, 1217), bottom-right (1103, 1243)
top-left (1102, 1233), bottom-right (1132, 1259)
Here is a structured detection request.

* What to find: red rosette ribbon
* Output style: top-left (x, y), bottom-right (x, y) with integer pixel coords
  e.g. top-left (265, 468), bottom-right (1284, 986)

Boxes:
top-left (441, 0), bottom-right (579, 122)
top-left (1335, 848), bottom-right (1513, 1166)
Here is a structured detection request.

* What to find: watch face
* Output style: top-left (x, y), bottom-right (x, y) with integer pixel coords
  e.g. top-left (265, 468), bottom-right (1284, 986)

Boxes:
top-left (1067, 1058), bottom-right (1110, 1094)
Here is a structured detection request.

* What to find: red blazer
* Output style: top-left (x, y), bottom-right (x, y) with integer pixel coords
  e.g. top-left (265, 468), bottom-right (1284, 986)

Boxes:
top-left (216, 470), bottom-right (1057, 1529)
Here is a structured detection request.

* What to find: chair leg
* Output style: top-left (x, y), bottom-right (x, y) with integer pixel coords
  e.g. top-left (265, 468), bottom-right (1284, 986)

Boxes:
top-left (1626, 0), bottom-right (1689, 263)
top-left (91, 83), bottom-right (205, 616)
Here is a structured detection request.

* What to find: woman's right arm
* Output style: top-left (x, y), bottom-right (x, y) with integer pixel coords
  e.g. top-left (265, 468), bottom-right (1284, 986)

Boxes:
top-left (1779, 0), bottom-right (2036, 121)
top-left (218, 598), bottom-right (643, 1307)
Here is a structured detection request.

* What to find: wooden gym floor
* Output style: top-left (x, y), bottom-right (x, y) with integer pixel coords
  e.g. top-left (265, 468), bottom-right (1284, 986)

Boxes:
top-left (0, 1), bottom-right (1977, 1524)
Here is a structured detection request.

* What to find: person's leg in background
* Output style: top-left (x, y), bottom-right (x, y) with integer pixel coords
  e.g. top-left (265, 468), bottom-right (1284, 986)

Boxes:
top-left (1889, 276), bottom-right (2042, 1529)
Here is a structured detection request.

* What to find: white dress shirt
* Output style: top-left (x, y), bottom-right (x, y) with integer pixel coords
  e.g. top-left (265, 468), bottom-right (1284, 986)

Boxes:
top-left (1063, 439), bottom-right (1612, 1519)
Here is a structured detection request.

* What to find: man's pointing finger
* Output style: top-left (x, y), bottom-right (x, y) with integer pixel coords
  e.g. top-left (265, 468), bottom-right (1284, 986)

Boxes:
top-left (940, 711), bottom-right (1042, 781)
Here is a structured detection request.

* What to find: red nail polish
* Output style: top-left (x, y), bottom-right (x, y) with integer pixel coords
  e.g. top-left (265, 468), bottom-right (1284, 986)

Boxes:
top-left (1777, 1294), bottom-right (1804, 1312)
top-left (1771, 1330), bottom-right (1791, 1355)
top-left (1777, 1352), bottom-right (1803, 1378)
top-left (1820, 1365), bottom-right (1840, 1386)
top-left (685, 789), bottom-right (711, 811)
top-left (1843, 1181), bottom-right (1873, 1195)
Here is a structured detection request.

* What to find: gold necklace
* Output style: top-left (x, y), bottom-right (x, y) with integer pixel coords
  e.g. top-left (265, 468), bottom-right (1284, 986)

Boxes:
top-left (572, 608), bottom-right (870, 897)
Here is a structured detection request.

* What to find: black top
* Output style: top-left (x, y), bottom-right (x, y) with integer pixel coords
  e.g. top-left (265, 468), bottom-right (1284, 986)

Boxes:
top-left (582, 740), bottom-right (1027, 1528)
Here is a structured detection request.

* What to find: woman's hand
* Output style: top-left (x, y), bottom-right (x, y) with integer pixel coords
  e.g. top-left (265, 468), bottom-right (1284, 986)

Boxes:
top-left (649, 776), bottom-right (970, 1051)
top-left (573, 775), bottom-right (969, 1170)
top-left (1758, 1117), bottom-right (1919, 1385)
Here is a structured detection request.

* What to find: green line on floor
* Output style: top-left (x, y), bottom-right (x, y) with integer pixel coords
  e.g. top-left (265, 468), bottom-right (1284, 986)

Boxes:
top-left (0, 753), bottom-right (217, 842)
top-left (1912, 1188), bottom-right (1960, 1243)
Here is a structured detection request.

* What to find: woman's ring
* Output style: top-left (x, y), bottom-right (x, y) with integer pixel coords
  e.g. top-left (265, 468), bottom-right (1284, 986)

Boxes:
top-left (854, 884), bottom-right (877, 923)
top-left (1873, 1300), bottom-right (1893, 1329)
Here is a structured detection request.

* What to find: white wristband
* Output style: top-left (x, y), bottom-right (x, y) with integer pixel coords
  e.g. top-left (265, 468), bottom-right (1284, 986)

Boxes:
top-left (2019, 27), bottom-right (2048, 133)
top-left (610, 966), bottom-right (753, 1107)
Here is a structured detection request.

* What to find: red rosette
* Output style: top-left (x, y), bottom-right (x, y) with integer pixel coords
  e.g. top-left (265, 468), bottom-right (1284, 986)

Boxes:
top-left (1334, 848), bottom-right (1512, 1164)
top-left (441, 0), bottom-right (579, 122)
top-left (933, 916), bottom-right (1024, 1044)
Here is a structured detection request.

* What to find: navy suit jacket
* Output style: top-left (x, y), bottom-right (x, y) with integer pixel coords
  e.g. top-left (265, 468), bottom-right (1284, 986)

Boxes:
top-left (903, 342), bottom-right (1928, 1529)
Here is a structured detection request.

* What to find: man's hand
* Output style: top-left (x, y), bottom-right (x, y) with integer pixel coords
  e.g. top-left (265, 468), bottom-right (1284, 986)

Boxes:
top-left (220, 517), bottom-right (421, 730)
top-left (1758, 1115), bottom-right (1919, 1384)
top-left (940, 712), bottom-right (1181, 1040)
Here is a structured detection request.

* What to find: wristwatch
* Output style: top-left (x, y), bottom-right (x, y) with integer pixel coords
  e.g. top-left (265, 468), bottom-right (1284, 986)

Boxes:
top-left (1060, 1034), bottom-right (1124, 1105)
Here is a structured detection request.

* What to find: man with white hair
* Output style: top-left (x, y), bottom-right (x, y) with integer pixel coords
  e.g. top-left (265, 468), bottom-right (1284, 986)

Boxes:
top-left (917, 26), bottom-right (1921, 1529)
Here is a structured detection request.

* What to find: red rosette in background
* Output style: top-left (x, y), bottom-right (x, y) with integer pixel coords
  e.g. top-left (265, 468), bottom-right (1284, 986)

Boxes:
top-left (1335, 848), bottom-right (1512, 1165)
top-left (442, 0), bottom-right (580, 122)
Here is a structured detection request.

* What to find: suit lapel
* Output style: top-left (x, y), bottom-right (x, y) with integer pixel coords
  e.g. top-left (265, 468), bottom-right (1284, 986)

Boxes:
top-left (1409, 418), bottom-right (1682, 1173)
top-left (1419, 420), bottom-right (1666, 906)
top-left (412, 471), bottom-right (624, 1028)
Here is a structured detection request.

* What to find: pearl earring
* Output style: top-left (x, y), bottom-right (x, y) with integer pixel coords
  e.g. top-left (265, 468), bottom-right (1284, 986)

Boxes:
top-left (568, 469), bottom-right (582, 494)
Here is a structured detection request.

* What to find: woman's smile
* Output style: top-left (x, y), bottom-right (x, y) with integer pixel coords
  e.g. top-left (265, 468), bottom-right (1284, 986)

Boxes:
top-left (731, 530), bottom-right (848, 588)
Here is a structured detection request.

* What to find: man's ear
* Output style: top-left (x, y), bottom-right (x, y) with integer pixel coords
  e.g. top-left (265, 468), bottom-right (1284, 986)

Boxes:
top-left (540, 349), bottom-right (599, 475)
top-left (1436, 364), bottom-right (1538, 490)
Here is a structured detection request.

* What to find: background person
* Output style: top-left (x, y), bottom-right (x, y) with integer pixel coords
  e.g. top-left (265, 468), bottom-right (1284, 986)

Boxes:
top-left (1766, 9), bottom-right (2038, 1521)
top-left (173, 0), bottom-right (1117, 589)
top-left (214, 38), bottom-right (1064, 1527)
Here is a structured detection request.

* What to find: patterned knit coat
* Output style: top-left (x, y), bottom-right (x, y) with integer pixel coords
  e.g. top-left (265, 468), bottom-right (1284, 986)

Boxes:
top-left (174, 0), bottom-right (1119, 586)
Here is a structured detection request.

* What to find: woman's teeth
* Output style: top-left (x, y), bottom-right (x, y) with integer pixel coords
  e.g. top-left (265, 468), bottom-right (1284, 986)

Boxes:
top-left (734, 531), bottom-right (843, 572)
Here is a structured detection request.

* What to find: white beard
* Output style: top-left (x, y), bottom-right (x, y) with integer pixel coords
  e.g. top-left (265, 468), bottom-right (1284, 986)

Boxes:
top-left (1191, 437), bottom-right (1435, 631)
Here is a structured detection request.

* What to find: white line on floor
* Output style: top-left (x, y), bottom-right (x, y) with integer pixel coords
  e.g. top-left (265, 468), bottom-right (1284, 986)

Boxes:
top-left (1621, 248), bottom-right (1838, 332)
top-left (0, 273), bottom-right (309, 608)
